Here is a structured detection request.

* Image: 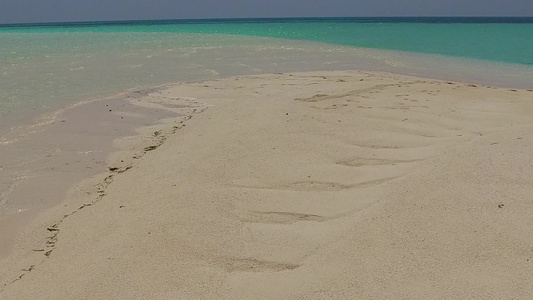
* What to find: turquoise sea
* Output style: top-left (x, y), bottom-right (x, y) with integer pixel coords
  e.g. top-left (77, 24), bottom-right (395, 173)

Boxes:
top-left (1, 17), bottom-right (533, 134)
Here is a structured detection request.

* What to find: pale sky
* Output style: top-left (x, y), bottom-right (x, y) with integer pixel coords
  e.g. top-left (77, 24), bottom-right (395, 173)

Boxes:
top-left (1, 0), bottom-right (532, 24)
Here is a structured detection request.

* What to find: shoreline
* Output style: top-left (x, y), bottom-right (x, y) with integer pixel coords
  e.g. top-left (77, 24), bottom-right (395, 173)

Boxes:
top-left (2, 32), bottom-right (532, 129)
top-left (2, 52), bottom-right (532, 144)
top-left (1, 70), bottom-right (533, 298)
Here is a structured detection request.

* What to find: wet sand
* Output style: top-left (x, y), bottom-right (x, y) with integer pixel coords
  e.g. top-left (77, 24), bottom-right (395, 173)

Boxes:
top-left (1, 71), bottom-right (532, 299)
top-left (0, 89), bottom-right (205, 258)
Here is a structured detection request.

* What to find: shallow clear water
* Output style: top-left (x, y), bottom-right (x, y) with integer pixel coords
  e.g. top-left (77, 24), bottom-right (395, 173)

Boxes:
top-left (1, 18), bottom-right (533, 136)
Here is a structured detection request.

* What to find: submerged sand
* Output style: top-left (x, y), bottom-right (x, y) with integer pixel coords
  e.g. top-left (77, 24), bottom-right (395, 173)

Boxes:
top-left (1, 71), bottom-right (532, 299)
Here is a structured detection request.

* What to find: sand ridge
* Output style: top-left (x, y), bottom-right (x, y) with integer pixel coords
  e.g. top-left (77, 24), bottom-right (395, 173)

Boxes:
top-left (1, 70), bottom-right (532, 299)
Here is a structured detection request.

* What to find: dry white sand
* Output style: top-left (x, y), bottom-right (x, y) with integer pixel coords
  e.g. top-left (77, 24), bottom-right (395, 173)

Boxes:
top-left (1, 71), bottom-right (532, 299)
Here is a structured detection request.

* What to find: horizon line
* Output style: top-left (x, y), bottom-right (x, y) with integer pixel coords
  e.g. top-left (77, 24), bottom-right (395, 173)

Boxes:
top-left (1, 15), bottom-right (532, 27)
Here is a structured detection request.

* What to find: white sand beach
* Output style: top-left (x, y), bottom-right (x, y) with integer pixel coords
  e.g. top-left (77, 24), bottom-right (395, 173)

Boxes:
top-left (1, 70), bottom-right (532, 299)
